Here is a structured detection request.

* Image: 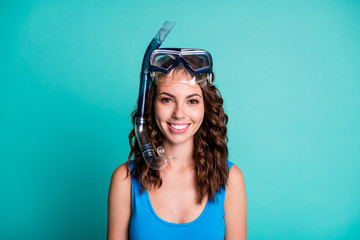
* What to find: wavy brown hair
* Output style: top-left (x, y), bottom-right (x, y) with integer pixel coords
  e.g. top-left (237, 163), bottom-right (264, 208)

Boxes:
top-left (126, 71), bottom-right (229, 204)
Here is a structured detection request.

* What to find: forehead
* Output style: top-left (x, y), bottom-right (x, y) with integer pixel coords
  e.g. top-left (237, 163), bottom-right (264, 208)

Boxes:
top-left (155, 70), bottom-right (203, 96)
top-left (156, 82), bottom-right (203, 97)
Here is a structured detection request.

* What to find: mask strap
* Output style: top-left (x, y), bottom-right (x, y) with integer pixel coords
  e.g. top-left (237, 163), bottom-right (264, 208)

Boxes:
top-left (207, 73), bottom-right (213, 85)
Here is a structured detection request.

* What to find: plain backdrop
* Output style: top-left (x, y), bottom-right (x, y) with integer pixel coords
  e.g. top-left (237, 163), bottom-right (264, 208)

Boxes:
top-left (1, 0), bottom-right (359, 239)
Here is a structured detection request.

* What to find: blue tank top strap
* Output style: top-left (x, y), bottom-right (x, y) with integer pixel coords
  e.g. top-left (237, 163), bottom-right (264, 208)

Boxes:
top-left (216, 160), bottom-right (234, 215)
top-left (129, 161), bottom-right (141, 213)
top-left (227, 160), bottom-right (234, 171)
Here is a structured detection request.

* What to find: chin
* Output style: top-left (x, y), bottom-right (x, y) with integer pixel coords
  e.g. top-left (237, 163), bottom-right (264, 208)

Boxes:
top-left (163, 135), bottom-right (194, 146)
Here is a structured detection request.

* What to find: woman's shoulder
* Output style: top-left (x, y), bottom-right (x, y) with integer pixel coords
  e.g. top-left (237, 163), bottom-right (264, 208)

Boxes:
top-left (108, 162), bottom-right (132, 200)
top-left (224, 162), bottom-right (247, 239)
top-left (227, 161), bottom-right (244, 184)
top-left (225, 161), bottom-right (246, 204)
top-left (108, 162), bottom-right (132, 210)
top-left (110, 162), bottom-right (131, 185)
top-left (107, 162), bottom-right (132, 239)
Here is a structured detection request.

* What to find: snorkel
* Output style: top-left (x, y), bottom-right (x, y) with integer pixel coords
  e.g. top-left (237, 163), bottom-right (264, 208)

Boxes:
top-left (135, 21), bottom-right (176, 170)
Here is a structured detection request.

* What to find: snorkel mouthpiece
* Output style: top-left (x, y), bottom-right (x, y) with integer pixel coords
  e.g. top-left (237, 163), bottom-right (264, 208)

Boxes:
top-left (135, 21), bottom-right (176, 170)
top-left (134, 118), bottom-right (168, 170)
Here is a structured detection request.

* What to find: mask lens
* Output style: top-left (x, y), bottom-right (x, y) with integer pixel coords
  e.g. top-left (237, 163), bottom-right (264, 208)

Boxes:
top-left (183, 54), bottom-right (211, 71)
top-left (151, 53), bottom-right (178, 70)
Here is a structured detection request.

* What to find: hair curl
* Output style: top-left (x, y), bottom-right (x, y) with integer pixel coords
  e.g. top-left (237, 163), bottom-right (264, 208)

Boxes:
top-left (126, 72), bottom-right (229, 204)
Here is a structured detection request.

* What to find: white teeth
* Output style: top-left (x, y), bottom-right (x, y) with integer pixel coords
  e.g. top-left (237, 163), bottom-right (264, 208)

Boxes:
top-left (170, 124), bottom-right (189, 130)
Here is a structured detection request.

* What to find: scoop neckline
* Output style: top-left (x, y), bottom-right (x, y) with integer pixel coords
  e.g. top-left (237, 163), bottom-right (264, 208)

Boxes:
top-left (145, 190), bottom-right (209, 227)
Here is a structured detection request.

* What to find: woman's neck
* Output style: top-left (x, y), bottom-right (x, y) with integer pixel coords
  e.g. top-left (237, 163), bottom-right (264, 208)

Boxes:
top-left (161, 139), bottom-right (195, 169)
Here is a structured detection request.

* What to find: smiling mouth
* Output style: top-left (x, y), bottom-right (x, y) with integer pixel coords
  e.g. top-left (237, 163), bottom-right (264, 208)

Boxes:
top-left (167, 123), bottom-right (190, 133)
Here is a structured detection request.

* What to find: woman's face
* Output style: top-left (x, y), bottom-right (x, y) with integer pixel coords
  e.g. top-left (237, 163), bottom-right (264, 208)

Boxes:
top-left (154, 70), bottom-right (205, 146)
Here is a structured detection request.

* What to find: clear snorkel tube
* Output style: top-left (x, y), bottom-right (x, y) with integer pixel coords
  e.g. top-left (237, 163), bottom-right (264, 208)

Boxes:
top-left (135, 21), bottom-right (176, 170)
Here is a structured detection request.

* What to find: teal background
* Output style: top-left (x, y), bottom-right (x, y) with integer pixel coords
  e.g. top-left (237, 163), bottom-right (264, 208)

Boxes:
top-left (1, 0), bottom-right (359, 239)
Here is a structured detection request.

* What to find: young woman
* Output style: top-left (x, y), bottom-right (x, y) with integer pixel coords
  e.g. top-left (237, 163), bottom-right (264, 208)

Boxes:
top-left (107, 49), bottom-right (247, 240)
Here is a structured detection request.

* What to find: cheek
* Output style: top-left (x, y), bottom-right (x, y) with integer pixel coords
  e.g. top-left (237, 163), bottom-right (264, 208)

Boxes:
top-left (198, 111), bottom-right (205, 125)
top-left (154, 102), bottom-right (168, 127)
top-left (154, 103), bottom-right (162, 126)
top-left (190, 105), bottom-right (205, 125)
top-left (199, 102), bottom-right (205, 120)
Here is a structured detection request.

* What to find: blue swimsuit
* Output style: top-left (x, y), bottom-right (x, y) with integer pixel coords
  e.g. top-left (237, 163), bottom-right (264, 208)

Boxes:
top-left (129, 161), bottom-right (234, 240)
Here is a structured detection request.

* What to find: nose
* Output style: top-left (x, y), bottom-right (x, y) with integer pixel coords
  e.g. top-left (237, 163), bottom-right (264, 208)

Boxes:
top-left (171, 102), bottom-right (186, 120)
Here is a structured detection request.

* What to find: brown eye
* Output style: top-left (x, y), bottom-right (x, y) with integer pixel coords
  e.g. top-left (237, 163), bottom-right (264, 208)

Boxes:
top-left (161, 97), bottom-right (172, 103)
top-left (188, 99), bottom-right (199, 104)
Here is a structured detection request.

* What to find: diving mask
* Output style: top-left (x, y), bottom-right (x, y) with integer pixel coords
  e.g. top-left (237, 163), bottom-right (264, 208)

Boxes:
top-left (149, 48), bottom-right (213, 87)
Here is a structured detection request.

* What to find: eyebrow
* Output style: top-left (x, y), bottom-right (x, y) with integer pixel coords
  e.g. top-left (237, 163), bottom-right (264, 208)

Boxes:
top-left (158, 92), bottom-right (202, 99)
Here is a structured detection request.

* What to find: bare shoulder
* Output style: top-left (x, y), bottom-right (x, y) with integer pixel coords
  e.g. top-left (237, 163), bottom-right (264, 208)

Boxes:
top-left (224, 164), bottom-right (247, 240)
top-left (107, 163), bottom-right (132, 240)
top-left (108, 162), bottom-right (132, 215)
top-left (227, 164), bottom-right (245, 189)
top-left (225, 164), bottom-right (246, 205)
top-left (110, 162), bottom-right (131, 185)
